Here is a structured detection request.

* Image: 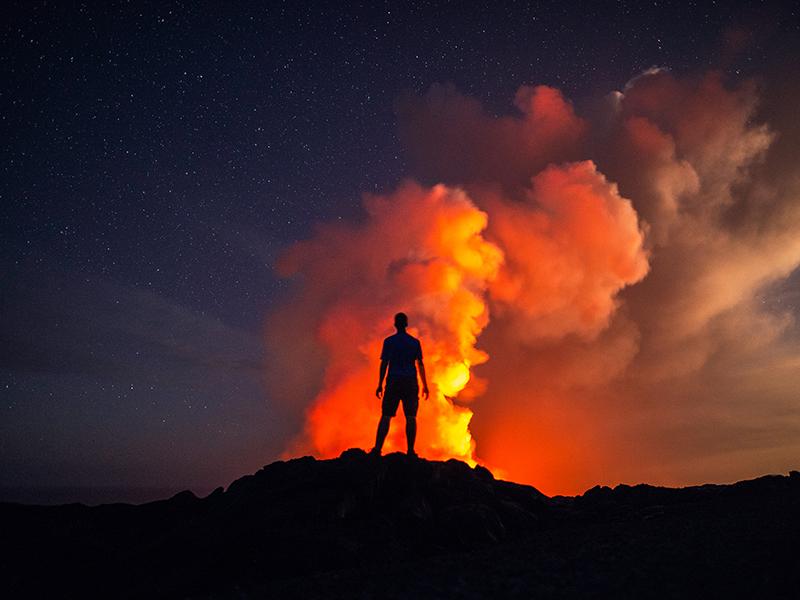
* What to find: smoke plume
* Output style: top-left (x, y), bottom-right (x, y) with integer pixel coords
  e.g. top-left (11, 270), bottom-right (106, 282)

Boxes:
top-left (268, 68), bottom-right (800, 494)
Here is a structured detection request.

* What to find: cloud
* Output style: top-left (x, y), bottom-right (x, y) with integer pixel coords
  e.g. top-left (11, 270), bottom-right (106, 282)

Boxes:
top-left (485, 160), bottom-right (649, 342)
top-left (396, 83), bottom-right (586, 190)
top-left (269, 182), bottom-right (502, 462)
top-left (270, 67), bottom-right (800, 494)
top-left (0, 267), bottom-right (272, 491)
top-left (0, 268), bottom-right (263, 377)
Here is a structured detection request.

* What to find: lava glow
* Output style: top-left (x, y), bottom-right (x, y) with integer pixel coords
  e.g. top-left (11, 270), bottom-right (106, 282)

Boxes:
top-left (278, 182), bottom-right (503, 464)
top-left (274, 159), bottom-right (649, 478)
top-left (270, 69), bottom-right (800, 495)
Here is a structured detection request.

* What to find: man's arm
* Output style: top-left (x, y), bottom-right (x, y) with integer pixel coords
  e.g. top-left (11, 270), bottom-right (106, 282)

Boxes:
top-left (376, 359), bottom-right (388, 398)
top-left (417, 359), bottom-right (429, 400)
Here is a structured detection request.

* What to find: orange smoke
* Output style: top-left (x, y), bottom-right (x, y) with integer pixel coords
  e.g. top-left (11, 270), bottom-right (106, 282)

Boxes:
top-left (397, 83), bottom-right (586, 188)
top-left (272, 161), bottom-right (649, 473)
top-left (270, 69), bottom-right (800, 495)
top-left (486, 161), bottom-right (650, 342)
top-left (277, 182), bottom-right (503, 463)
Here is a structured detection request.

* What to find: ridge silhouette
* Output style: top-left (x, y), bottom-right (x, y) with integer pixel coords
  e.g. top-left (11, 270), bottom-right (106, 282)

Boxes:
top-left (1, 450), bottom-right (799, 598)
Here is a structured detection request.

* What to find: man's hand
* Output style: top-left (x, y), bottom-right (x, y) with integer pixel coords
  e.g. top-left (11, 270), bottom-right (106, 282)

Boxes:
top-left (422, 386), bottom-right (429, 400)
top-left (375, 385), bottom-right (383, 399)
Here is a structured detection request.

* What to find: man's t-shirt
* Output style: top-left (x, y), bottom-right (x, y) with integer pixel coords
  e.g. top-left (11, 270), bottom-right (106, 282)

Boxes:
top-left (380, 332), bottom-right (422, 379)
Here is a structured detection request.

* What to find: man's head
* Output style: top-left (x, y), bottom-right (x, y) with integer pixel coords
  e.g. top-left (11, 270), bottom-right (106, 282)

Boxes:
top-left (394, 312), bottom-right (408, 330)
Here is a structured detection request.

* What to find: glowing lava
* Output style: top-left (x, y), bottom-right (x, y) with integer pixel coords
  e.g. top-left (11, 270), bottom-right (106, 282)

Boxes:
top-left (278, 182), bottom-right (503, 464)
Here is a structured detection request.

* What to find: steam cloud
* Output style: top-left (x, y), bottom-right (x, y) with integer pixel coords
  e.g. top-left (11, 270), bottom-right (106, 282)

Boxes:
top-left (268, 68), bottom-right (800, 494)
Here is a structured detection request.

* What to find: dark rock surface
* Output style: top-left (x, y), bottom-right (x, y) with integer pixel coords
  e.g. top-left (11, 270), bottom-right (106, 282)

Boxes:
top-left (1, 451), bottom-right (799, 598)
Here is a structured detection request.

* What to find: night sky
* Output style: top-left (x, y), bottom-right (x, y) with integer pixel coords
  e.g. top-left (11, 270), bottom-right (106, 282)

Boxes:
top-left (3, 1), bottom-right (799, 503)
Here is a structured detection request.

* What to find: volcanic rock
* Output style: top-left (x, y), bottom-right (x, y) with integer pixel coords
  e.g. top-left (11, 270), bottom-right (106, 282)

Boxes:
top-left (1, 449), bottom-right (799, 598)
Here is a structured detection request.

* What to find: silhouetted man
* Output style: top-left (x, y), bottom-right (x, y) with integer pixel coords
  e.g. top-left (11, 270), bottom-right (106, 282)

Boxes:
top-left (371, 312), bottom-right (429, 456)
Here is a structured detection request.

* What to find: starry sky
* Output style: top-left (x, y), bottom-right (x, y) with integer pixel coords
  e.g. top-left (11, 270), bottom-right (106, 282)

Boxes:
top-left (2, 1), bottom-right (799, 503)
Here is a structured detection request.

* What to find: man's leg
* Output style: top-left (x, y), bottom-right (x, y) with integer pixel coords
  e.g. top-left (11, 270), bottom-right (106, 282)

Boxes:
top-left (405, 416), bottom-right (417, 456)
top-left (372, 415), bottom-right (391, 454)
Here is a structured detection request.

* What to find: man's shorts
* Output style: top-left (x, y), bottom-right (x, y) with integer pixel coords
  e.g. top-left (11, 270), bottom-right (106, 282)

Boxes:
top-left (382, 376), bottom-right (419, 417)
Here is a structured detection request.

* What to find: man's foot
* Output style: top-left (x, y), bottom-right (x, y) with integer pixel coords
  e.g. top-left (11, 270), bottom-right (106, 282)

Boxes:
top-left (407, 450), bottom-right (417, 458)
top-left (369, 447), bottom-right (381, 457)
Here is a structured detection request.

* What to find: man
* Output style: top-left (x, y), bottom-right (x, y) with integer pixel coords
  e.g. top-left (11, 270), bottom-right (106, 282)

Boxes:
top-left (371, 312), bottom-right (429, 457)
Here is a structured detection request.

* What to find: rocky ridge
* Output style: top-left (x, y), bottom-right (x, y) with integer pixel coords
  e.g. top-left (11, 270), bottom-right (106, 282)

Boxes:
top-left (2, 449), bottom-right (799, 598)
